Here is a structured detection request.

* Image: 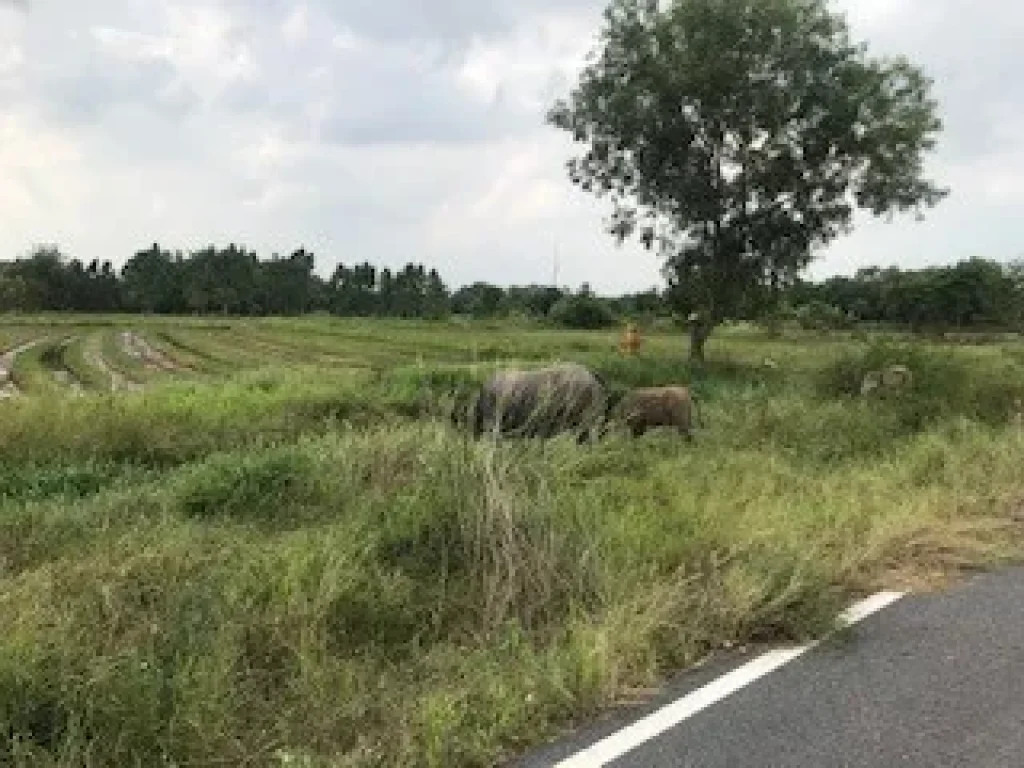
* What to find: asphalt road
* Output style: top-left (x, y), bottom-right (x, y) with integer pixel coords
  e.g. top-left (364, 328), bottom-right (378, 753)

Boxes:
top-left (515, 567), bottom-right (1024, 768)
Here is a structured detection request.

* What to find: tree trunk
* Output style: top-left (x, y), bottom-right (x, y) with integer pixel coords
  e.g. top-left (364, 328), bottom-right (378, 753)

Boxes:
top-left (689, 322), bottom-right (713, 362)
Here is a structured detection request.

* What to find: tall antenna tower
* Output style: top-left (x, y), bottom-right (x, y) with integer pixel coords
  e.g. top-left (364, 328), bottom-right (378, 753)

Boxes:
top-left (552, 242), bottom-right (560, 288)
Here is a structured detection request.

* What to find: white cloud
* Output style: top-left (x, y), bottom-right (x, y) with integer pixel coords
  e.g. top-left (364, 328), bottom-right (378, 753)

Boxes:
top-left (281, 4), bottom-right (309, 45)
top-left (0, 111), bottom-right (88, 230)
top-left (457, 14), bottom-right (591, 105)
top-left (89, 4), bottom-right (257, 109)
top-left (90, 25), bottom-right (166, 59)
top-left (840, 0), bottom-right (914, 29)
top-left (331, 27), bottom-right (366, 54)
top-left (0, 43), bottom-right (22, 76)
top-left (427, 140), bottom-right (570, 246)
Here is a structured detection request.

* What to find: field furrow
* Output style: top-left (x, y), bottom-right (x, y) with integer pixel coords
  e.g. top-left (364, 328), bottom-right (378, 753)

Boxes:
top-left (146, 329), bottom-right (236, 374)
top-left (58, 334), bottom-right (119, 393)
top-left (0, 336), bottom-right (47, 398)
top-left (8, 336), bottom-right (68, 397)
top-left (105, 329), bottom-right (183, 385)
top-left (47, 337), bottom-right (85, 396)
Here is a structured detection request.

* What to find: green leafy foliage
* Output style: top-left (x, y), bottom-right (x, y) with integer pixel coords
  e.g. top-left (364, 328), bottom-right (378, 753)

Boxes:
top-left (817, 339), bottom-right (1024, 429)
top-left (1, 246), bottom-right (674, 330)
top-left (787, 257), bottom-right (1024, 331)
top-left (548, 0), bottom-right (948, 358)
top-left (176, 448), bottom-right (320, 524)
top-left (794, 301), bottom-right (856, 331)
top-left (548, 294), bottom-right (618, 329)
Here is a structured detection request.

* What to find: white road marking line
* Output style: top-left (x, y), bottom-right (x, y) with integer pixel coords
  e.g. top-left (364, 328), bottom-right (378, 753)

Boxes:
top-left (553, 590), bottom-right (907, 768)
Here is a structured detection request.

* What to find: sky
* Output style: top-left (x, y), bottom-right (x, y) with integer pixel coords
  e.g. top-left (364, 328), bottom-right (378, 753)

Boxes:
top-left (0, 0), bottom-right (1021, 295)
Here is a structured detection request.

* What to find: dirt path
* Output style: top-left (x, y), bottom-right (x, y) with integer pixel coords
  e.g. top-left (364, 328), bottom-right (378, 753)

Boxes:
top-left (0, 338), bottom-right (45, 399)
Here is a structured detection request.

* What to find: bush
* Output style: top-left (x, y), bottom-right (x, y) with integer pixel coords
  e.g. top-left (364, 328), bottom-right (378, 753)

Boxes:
top-left (176, 447), bottom-right (320, 525)
top-left (794, 301), bottom-right (856, 331)
top-left (816, 339), bottom-right (1024, 429)
top-left (0, 460), bottom-right (139, 503)
top-left (548, 296), bottom-right (617, 330)
top-left (757, 303), bottom-right (798, 336)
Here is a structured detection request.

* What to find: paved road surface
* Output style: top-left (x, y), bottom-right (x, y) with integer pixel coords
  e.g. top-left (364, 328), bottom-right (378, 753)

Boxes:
top-left (515, 567), bottom-right (1024, 768)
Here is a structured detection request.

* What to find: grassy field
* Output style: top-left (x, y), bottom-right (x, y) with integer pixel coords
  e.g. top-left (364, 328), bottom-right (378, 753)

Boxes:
top-left (2, 313), bottom-right (1024, 767)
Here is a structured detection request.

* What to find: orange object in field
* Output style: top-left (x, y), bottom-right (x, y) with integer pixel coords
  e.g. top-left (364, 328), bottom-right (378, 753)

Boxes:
top-left (619, 323), bottom-right (641, 355)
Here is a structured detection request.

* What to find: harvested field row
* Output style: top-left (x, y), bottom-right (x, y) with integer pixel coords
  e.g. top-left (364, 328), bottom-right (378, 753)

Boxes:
top-left (147, 329), bottom-right (234, 373)
top-left (41, 337), bottom-right (84, 396)
top-left (6, 337), bottom-right (64, 397)
top-left (81, 332), bottom-right (142, 392)
top-left (118, 330), bottom-right (184, 373)
top-left (0, 337), bottom-right (46, 398)
top-left (0, 330), bottom-right (191, 397)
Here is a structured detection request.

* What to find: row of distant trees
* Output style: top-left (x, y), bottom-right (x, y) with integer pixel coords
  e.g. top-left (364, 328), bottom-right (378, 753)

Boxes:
top-left (0, 244), bottom-right (657, 328)
top-left (784, 258), bottom-right (1024, 332)
top-left (1, 244), bottom-right (1022, 333)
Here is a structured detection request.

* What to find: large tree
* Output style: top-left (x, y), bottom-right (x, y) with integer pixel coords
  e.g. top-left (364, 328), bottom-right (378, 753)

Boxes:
top-left (548, 0), bottom-right (948, 359)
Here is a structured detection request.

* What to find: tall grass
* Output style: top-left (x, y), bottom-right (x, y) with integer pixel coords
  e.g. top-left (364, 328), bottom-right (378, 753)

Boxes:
top-left (9, 337), bottom-right (68, 396)
top-left (816, 338), bottom-right (1024, 432)
top-left (2, 420), bottom-right (1022, 767)
top-left (1, 319), bottom-right (1024, 766)
top-left (0, 366), bottom-right (398, 468)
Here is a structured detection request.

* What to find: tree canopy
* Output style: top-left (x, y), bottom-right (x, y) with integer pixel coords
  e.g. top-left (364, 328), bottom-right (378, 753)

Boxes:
top-left (549, 0), bottom-right (949, 359)
top-left (789, 258), bottom-right (1024, 331)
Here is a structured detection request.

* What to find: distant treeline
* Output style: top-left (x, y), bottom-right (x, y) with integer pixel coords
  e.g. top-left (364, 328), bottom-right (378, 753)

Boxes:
top-left (0, 243), bottom-right (653, 328)
top-left (787, 258), bottom-right (1024, 332)
top-left (1, 244), bottom-right (1022, 332)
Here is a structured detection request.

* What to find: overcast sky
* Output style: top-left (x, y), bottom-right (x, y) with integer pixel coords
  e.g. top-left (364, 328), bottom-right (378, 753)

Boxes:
top-left (0, 0), bottom-right (1021, 294)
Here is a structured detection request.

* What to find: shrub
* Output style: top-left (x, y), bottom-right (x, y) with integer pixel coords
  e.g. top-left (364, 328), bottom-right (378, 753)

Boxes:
top-left (794, 301), bottom-right (856, 331)
top-left (176, 447), bottom-right (319, 525)
top-left (548, 296), bottom-right (617, 330)
top-left (0, 460), bottom-right (138, 503)
top-left (757, 303), bottom-right (798, 336)
top-left (816, 339), bottom-right (1024, 429)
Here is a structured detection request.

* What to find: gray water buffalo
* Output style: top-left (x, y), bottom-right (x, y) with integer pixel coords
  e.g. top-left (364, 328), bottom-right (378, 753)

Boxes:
top-left (465, 362), bottom-right (608, 443)
top-left (606, 386), bottom-right (697, 440)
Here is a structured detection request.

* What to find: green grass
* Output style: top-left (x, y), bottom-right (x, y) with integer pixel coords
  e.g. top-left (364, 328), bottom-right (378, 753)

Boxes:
top-left (0, 327), bottom-right (47, 355)
top-left (99, 330), bottom-right (149, 381)
top-left (102, 329), bottom-right (188, 386)
top-left (148, 329), bottom-right (236, 374)
top-left (9, 336), bottom-right (67, 396)
top-left (1, 315), bottom-right (1024, 767)
top-left (83, 330), bottom-right (143, 391)
top-left (58, 334), bottom-right (115, 393)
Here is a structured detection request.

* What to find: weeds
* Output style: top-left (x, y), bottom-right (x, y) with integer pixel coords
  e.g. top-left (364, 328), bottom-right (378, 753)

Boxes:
top-left (818, 338), bottom-right (1024, 430)
top-left (1, 319), bottom-right (1024, 766)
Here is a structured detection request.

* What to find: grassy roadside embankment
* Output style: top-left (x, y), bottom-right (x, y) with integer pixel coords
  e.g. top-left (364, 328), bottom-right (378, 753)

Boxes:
top-left (1, 319), bottom-right (1023, 767)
